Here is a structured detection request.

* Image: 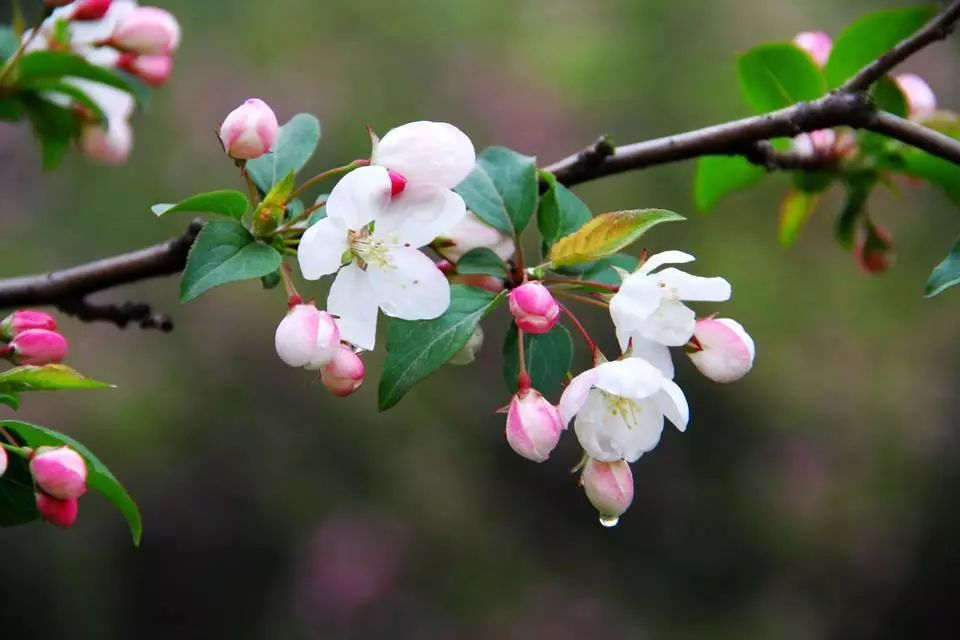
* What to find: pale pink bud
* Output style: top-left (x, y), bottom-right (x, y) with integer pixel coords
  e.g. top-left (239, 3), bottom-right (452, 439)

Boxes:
top-left (894, 73), bottom-right (937, 120)
top-left (117, 52), bottom-right (172, 87)
top-left (72, 0), bottom-right (112, 21)
top-left (435, 211), bottom-right (515, 263)
top-left (687, 318), bottom-right (755, 383)
top-left (0, 447), bottom-right (7, 478)
top-left (321, 345), bottom-right (365, 397)
top-left (1, 309), bottom-right (57, 339)
top-left (793, 31), bottom-right (832, 67)
top-left (2, 329), bottom-right (68, 365)
top-left (508, 282), bottom-right (559, 334)
top-left (30, 446), bottom-right (88, 500)
top-left (79, 118), bottom-right (133, 165)
top-left (581, 459), bottom-right (634, 525)
top-left (275, 304), bottom-right (340, 370)
top-left (36, 493), bottom-right (79, 529)
top-left (505, 388), bottom-right (564, 462)
top-left (219, 98), bottom-right (279, 160)
top-left (110, 6), bottom-right (181, 55)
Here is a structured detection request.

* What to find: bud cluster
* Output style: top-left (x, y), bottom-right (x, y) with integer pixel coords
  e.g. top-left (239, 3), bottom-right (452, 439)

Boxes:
top-left (0, 444), bottom-right (89, 529)
top-left (0, 310), bottom-right (68, 366)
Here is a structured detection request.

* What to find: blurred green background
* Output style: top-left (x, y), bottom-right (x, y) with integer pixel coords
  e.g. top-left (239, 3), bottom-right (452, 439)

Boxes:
top-left (2, 0), bottom-right (959, 638)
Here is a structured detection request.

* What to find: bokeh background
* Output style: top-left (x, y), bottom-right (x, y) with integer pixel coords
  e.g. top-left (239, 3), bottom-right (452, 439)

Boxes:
top-left (2, 0), bottom-right (959, 638)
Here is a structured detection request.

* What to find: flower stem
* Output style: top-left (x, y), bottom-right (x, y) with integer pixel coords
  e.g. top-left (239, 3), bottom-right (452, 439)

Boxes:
top-left (289, 160), bottom-right (367, 201)
top-left (237, 160), bottom-right (260, 208)
top-left (543, 277), bottom-right (619, 292)
top-left (558, 303), bottom-right (600, 361)
top-left (278, 262), bottom-right (300, 301)
top-left (0, 8), bottom-right (44, 87)
top-left (553, 290), bottom-right (610, 310)
top-left (516, 327), bottom-right (531, 391)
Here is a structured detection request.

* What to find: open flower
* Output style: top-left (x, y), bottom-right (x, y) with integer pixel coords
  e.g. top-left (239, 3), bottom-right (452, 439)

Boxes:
top-left (558, 357), bottom-right (688, 463)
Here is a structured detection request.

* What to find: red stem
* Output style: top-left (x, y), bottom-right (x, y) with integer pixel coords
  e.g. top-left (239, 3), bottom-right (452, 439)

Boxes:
top-left (558, 303), bottom-right (599, 361)
top-left (543, 277), bottom-right (619, 292)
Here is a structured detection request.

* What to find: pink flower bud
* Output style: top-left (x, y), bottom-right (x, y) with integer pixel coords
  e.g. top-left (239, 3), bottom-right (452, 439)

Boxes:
top-left (0, 309), bottom-right (57, 339)
top-left (117, 52), bottom-right (172, 87)
top-left (388, 170), bottom-right (407, 197)
top-left (581, 458), bottom-right (633, 526)
top-left (72, 0), bottom-right (112, 21)
top-left (275, 304), bottom-right (340, 370)
top-left (31, 446), bottom-right (88, 500)
top-left (793, 31), bottom-right (832, 67)
top-left (894, 73), bottom-right (937, 120)
top-left (0, 447), bottom-right (7, 478)
top-left (36, 493), bottom-right (79, 529)
top-left (321, 345), bottom-right (365, 397)
top-left (855, 223), bottom-right (896, 274)
top-left (435, 211), bottom-right (515, 263)
top-left (508, 282), bottom-right (559, 334)
top-left (219, 98), bottom-right (279, 160)
top-left (687, 318), bottom-right (755, 383)
top-left (505, 388), bottom-right (564, 462)
top-left (79, 118), bottom-right (133, 165)
top-left (2, 329), bottom-right (68, 365)
top-left (110, 6), bottom-right (181, 55)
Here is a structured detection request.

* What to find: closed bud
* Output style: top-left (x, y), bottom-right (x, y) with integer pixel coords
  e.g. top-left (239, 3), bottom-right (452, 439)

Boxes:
top-left (855, 222), bottom-right (896, 274)
top-left (30, 446), bottom-right (88, 500)
top-left (505, 388), bottom-right (564, 462)
top-left (72, 0), bottom-right (112, 21)
top-left (36, 493), bottom-right (79, 529)
top-left (894, 73), bottom-right (936, 120)
top-left (1, 309), bottom-right (57, 339)
top-left (792, 31), bottom-right (832, 67)
top-left (80, 118), bottom-right (133, 165)
top-left (219, 98), bottom-right (279, 160)
top-left (321, 345), bottom-right (365, 397)
top-left (581, 458), bottom-right (634, 526)
top-left (117, 52), bottom-right (172, 86)
top-left (110, 6), bottom-right (181, 55)
top-left (2, 329), bottom-right (68, 365)
top-left (687, 318), bottom-right (755, 383)
top-left (0, 447), bottom-right (7, 478)
top-left (275, 304), bottom-right (340, 370)
top-left (448, 325), bottom-right (483, 366)
top-left (508, 282), bottom-right (559, 334)
top-left (434, 212), bottom-right (515, 263)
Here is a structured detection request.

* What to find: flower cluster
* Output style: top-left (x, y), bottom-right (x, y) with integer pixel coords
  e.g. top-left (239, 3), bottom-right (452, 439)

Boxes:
top-left (0, 310), bottom-right (68, 366)
top-left (25, 0), bottom-right (181, 163)
top-left (0, 443), bottom-right (89, 529)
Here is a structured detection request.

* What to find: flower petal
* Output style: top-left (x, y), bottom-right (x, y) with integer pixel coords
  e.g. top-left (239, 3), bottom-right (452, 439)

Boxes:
top-left (368, 247), bottom-right (450, 320)
top-left (637, 299), bottom-right (697, 347)
top-left (328, 264), bottom-right (380, 350)
top-left (298, 217), bottom-right (349, 280)
top-left (574, 389), bottom-right (664, 463)
top-left (637, 250), bottom-right (695, 275)
top-left (372, 121), bottom-right (476, 189)
top-left (610, 273), bottom-right (661, 342)
top-left (627, 336), bottom-right (675, 379)
top-left (593, 358), bottom-right (664, 400)
top-left (373, 185), bottom-right (467, 249)
top-left (558, 367), bottom-right (600, 424)
top-left (326, 165), bottom-right (392, 230)
top-left (653, 379), bottom-right (689, 432)
top-left (656, 268), bottom-right (732, 302)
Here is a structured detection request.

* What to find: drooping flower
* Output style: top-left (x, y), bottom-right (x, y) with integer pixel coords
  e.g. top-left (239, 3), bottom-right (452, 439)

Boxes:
top-left (508, 282), bottom-right (560, 334)
top-left (558, 357), bottom-right (688, 463)
top-left (687, 317), bottom-right (755, 383)
top-left (320, 345), bottom-right (365, 397)
top-left (581, 458), bottom-right (634, 525)
top-left (274, 303), bottom-right (340, 370)
top-left (73, 79), bottom-right (135, 164)
top-left (505, 387), bottom-right (565, 462)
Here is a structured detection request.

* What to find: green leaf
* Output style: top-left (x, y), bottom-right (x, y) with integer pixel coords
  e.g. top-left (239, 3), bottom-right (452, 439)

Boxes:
top-left (246, 113), bottom-right (321, 193)
top-left (17, 50), bottom-right (137, 95)
top-left (501, 324), bottom-right (573, 397)
top-left (456, 248), bottom-right (508, 279)
top-left (379, 286), bottom-right (504, 410)
top-left (579, 253), bottom-right (639, 286)
top-left (926, 235), bottom-right (960, 297)
top-left (455, 146), bottom-right (538, 235)
top-left (872, 76), bottom-right (908, 118)
top-left (825, 6), bottom-right (937, 89)
top-left (897, 149), bottom-right (960, 204)
top-left (0, 26), bottom-right (18, 61)
top-left (737, 43), bottom-right (826, 113)
top-left (0, 96), bottom-right (24, 120)
top-left (23, 95), bottom-right (79, 170)
top-left (23, 79), bottom-right (107, 123)
top-left (547, 209), bottom-right (684, 267)
top-left (306, 193), bottom-right (329, 227)
top-left (0, 454), bottom-right (39, 526)
top-left (0, 393), bottom-right (19, 410)
top-left (836, 174), bottom-right (876, 250)
top-left (694, 155), bottom-right (766, 211)
top-left (151, 190), bottom-right (249, 220)
top-left (180, 221), bottom-right (283, 302)
top-left (1, 420), bottom-right (142, 545)
top-left (255, 171), bottom-right (296, 233)
top-left (778, 188), bottom-right (819, 247)
top-left (538, 171), bottom-right (593, 247)
top-left (0, 365), bottom-right (111, 394)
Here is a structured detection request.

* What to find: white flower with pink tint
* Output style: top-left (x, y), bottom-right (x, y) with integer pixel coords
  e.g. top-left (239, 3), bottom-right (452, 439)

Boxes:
top-left (581, 458), bottom-right (633, 526)
top-left (274, 303), bottom-right (340, 370)
top-left (219, 98), bottom-right (279, 160)
top-left (793, 31), bottom-right (832, 67)
top-left (687, 317), bottom-right (755, 383)
top-left (505, 388), bottom-right (565, 462)
top-left (435, 211), bottom-right (515, 263)
top-left (72, 79), bottom-right (135, 164)
top-left (894, 73), bottom-right (937, 120)
top-left (508, 282), bottom-right (559, 334)
top-left (109, 5), bottom-right (180, 55)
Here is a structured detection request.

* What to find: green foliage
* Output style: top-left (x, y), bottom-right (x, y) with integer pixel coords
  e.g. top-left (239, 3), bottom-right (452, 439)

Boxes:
top-left (737, 43), bottom-right (826, 113)
top-left (547, 209), bottom-right (684, 267)
top-left (835, 175), bottom-right (876, 250)
top-left (824, 6), bottom-right (937, 88)
top-left (16, 50), bottom-right (137, 96)
top-left (180, 221), bottom-right (283, 302)
top-left (0, 393), bottom-right (19, 410)
top-left (455, 248), bottom-right (508, 279)
top-left (538, 171), bottom-right (593, 247)
top-left (25, 79), bottom-right (107, 123)
top-left (455, 146), bottom-right (538, 235)
top-left (926, 235), bottom-right (960, 297)
top-left (0, 420), bottom-right (142, 545)
top-left (778, 189), bottom-right (819, 247)
top-left (23, 95), bottom-right (79, 170)
top-left (0, 453), bottom-right (38, 526)
top-left (694, 156), bottom-right (766, 211)
top-left (0, 365), bottom-right (111, 393)
top-left (379, 286), bottom-right (504, 411)
top-left (246, 114), bottom-right (321, 194)
top-left (152, 190), bottom-right (249, 220)
top-left (0, 25), bottom-right (18, 61)
top-left (579, 253), bottom-right (639, 286)
top-left (501, 324), bottom-right (573, 397)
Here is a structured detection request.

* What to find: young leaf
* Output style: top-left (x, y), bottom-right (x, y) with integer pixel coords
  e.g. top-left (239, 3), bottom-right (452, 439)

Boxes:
top-left (925, 235), bottom-right (960, 297)
top-left (824, 6), bottom-right (937, 89)
top-left (23, 95), bottom-right (79, 170)
top-left (17, 50), bottom-right (137, 96)
top-left (836, 174), bottom-right (876, 250)
top-left (501, 323), bottom-right (573, 397)
top-left (456, 248), bottom-right (508, 279)
top-left (547, 209), bottom-right (684, 267)
top-left (694, 155), bottom-right (766, 211)
top-left (455, 146), bottom-right (537, 235)
top-left (1, 420), bottom-right (143, 545)
top-left (379, 286), bottom-right (504, 411)
top-left (180, 220), bottom-right (283, 302)
top-left (737, 43), bottom-right (826, 113)
top-left (538, 171), bottom-right (593, 247)
top-left (151, 190), bottom-right (249, 220)
top-left (246, 113), bottom-right (321, 193)
top-left (0, 365), bottom-right (111, 394)
top-left (778, 188), bottom-right (819, 247)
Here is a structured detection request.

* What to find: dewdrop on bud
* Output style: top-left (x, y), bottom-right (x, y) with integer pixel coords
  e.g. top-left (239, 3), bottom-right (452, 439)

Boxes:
top-left (117, 53), bottom-right (172, 87)
top-left (581, 458), bottom-right (634, 527)
top-left (219, 98), bottom-right (279, 160)
top-left (0, 309), bottom-right (57, 339)
top-left (321, 345), bottom-right (365, 397)
top-left (687, 318), bottom-right (755, 383)
top-left (36, 493), bottom-right (79, 529)
top-left (505, 388), bottom-right (564, 462)
top-left (2, 329), bottom-right (68, 365)
top-left (448, 325), bottom-right (484, 366)
top-left (30, 446), bottom-right (88, 500)
top-left (110, 6), bottom-right (181, 55)
top-left (894, 73), bottom-right (937, 120)
top-left (71, 0), bottom-right (112, 21)
top-left (275, 303), bottom-right (340, 370)
top-left (793, 31), bottom-right (832, 67)
top-left (508, 282), bottom-right (559, 335)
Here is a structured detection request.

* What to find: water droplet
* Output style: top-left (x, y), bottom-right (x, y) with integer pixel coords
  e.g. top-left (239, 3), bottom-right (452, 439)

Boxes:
top-left (599, 515), bottom-right (619, 528)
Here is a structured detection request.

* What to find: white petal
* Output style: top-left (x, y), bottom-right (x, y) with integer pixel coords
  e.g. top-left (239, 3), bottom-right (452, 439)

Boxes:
top-left (328, 264), bottom-right (380, 350)
top-left (297, 217), bottom-right (349, 280)
top-left (65, 79), bottom-right (135, 120)
top-left (593, 358), bottom-right (664, 400)
top-left (574, 389), bottom-right (664, 463)
top-left (326, 166), bottom-right (392, 230)
top-left (637, 299), bottom-right (697, 347)
top-left (373, 185), bottom-right (467, 248)
top-left (656, 268), bottom-right (732, 302)
top-left (368, 247), bottom-right (450, 320)
top-left (627, 336), bottom-right (675, 379)
top-left (637, 250), bottom-right (696, 275)
top-left (610, 273), bottom-right (661, 344)
top-left (653, 379), bottom-right (689, 432)
top-left (558, 367), bottom-right (600, 424)
top-left (372, 121), bottom-right (476, 189)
